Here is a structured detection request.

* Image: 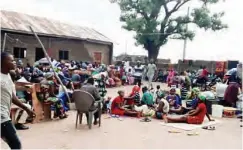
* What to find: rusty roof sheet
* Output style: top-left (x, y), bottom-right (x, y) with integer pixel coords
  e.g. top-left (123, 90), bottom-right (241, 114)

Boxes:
top-left (0, 10), bottom-right (112, 44)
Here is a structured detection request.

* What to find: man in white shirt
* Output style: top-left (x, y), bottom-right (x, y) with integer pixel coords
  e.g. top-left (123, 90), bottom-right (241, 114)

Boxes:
top-left (147, 59), bottom-right (157, 89)
top-left (133, 61), bottom-right (144, 85)
top-left (1, 52), bottom-right (35, 149)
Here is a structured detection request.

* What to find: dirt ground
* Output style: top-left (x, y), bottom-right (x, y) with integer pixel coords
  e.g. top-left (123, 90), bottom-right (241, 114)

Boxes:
top-left (1, 83), bottom-right (242, 149)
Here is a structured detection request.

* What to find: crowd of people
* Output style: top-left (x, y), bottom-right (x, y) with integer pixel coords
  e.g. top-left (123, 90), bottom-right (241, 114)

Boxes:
top-left (1, 51), bottom-right (242, 149)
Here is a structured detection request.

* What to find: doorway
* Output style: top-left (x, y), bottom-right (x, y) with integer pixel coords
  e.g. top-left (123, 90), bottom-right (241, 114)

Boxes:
top-left (35, 48), bottom-right (45, 61)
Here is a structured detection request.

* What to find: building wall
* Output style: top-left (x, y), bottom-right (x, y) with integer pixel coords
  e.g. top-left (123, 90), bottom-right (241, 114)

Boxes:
top-left (83, 42), bottom-right (110, 65)
top-left (1, 31), bottom-right (111, 65)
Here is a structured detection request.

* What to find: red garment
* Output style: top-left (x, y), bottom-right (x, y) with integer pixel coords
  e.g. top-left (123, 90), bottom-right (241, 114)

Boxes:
top-left (187, 103), bottom-right (207, 124)
top-left (127, 85), bottom-right (140, 105)
top-left (119, 67), bottom-right (125, 78)
top-left (111, 96), bottom-right (125, 115)
top-left (201, 69), bottom-right (209, 77)
top-left (224, 82), bottom-right (239, 106)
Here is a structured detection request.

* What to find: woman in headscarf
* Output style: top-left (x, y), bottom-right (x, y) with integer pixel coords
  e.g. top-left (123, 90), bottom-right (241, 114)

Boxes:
top-left (37, 73), bottom-right (68, 119)
top-left (125, 84), bottom-right (141, 106)
top-left (164, 95), bottom-right (214, 124)
top-left (186, 87), bottom-right (200, 109)
top-left (111, 90), bottom-right (140, 117)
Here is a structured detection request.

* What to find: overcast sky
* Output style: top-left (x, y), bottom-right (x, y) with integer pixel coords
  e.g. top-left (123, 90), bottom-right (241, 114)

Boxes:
top-left (1, 0), bottom-right (242, 63)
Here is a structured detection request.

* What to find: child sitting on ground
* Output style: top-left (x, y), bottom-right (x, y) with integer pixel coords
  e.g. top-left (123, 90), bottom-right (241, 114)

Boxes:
top-left (154, 85), bottom-right (165, 104)
top-left (154, 98), bottom-right (170, 120)
top-left (141, 86), bottom-right (154, 107)
top-left (103, 97), bottom-right (111, 113)
top-left (164, 95), bottom-right (214, 124)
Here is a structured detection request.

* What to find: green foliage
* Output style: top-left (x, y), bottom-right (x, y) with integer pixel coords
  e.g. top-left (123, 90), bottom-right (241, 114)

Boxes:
top-left (111, 0), bottom-right (227, 59)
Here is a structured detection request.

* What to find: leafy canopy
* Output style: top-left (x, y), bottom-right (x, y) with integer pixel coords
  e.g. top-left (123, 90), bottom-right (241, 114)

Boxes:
top-left (111, 0), bottom-right (227, 59)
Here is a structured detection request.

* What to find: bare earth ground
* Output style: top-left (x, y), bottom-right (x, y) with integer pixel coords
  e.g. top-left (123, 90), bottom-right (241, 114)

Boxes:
top-left (1, 83), bottom-right (242, 149)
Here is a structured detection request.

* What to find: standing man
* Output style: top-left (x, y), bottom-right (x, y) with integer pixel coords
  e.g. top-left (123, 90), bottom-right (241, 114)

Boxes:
top-left (133, 61), bottom-right (144, 86)
top-left (1, 52), bottom-right (35, 149)
top-left (142, 59), bottom-right (148, 81)
top-left (147, 59), bottom-right (157, 89)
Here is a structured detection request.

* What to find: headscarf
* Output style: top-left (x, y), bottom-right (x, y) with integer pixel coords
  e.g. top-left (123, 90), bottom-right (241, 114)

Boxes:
top-left (130, 85), bottom-right (140, 96)
top-left (169, 88), bottom-right (176, 95)
top-left (192, 87), bottom-right (200, 96)
top-left (198, 94), bottom-right (206, 102)
top-left (45, 72), bottom-right (53, 79)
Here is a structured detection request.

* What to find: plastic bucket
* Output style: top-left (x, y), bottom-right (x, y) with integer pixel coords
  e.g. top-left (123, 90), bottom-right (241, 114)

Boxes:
top-left (212, 104), bottom-right (224, 118)
top-left (236, 101), bottom-right (243, 110)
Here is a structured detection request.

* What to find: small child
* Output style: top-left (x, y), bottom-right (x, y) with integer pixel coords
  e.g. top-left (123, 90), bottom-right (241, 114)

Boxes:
top-left (102, 97), bottom-right (112, 114)
top-left (154, 85), bottom-right (164, 104)
top-left (127, 68), bottom-right (134, 85)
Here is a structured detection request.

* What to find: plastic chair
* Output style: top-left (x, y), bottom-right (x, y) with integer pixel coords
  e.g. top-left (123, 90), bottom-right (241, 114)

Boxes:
top-left (72, 90), bottom-right (102, 129)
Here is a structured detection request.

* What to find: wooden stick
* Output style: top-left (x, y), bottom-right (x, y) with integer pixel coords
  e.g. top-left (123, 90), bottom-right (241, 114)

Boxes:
top-left (2, 33), bottom-right (7, 52)
top-left (29, 26), bottom-right (71, 103)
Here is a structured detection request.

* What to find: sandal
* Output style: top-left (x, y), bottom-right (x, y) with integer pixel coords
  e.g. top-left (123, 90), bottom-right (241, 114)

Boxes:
top-left (140, 117), bottom-right (151, 122)
top-left (187, 132), bottom-right (199, 136)
top-left (168, 130), bottom-right (181, 133)
top-left (202, 126), bottom-right (215, 130)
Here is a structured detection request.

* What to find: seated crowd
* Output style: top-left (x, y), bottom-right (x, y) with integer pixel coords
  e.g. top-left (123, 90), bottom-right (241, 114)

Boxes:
top-left (7, 54), bottom-right (241, 131)
top-left (7, 57), bottom-right (150, 129)
top-left (109, 83), bottom-right (214, 124)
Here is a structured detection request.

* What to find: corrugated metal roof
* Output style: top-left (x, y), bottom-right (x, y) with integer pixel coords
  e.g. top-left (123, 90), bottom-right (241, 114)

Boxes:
top-left (0, 10), bottom-right (112, 44)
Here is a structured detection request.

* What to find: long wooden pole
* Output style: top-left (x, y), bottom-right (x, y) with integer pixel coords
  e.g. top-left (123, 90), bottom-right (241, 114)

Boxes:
top-left (182, 7), bottom-right (190, 61)
top-left (29, 26), bottom-right (71, 103)
top-left (2, 33), bottom-right (7, 52)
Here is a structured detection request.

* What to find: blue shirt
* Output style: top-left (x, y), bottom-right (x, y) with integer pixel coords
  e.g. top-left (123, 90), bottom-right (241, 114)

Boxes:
top-left (190, 98), bottom-right (198, 109)
top-left (166, 95), bottom-right (181, 108)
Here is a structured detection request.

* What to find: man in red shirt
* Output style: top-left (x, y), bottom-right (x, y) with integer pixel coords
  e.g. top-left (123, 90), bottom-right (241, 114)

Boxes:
top-left (164, 95), bottom-right (214, 124)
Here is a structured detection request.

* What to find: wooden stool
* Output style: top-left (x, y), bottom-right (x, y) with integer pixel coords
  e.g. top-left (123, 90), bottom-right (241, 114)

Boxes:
top-left (43, 102), bottom-right (52, 120)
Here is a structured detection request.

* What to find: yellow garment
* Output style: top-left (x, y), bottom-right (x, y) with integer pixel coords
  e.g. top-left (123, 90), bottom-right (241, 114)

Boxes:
top-left (143, 109), bottom-right (155, 117)
top-left (175, 88), bottom-right (181, 97)
top-left (134, 105), bottom-right (155, 117)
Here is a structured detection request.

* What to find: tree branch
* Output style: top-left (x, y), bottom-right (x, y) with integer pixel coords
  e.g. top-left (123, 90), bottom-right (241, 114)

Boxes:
top-left (159, 0), bottom-right (191, 43)
top-left (170, 0), bottom-right (191, 13)
top-left (150, 0), bottom-right (164, 19)
top-left (133, 0), bottom-right (150, 21)
top-left (162, 0), bottom-right (169, 15)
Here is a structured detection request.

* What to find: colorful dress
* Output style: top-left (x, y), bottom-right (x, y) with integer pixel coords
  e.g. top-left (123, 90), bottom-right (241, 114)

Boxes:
top-left (111, 96), bottom-right (125, 116)
top-left (127, 72), bottom-right (134, 85)
top-left (127, 85), bottom-right (140, 105)
top-left (37, 80), bottom-right (66, 118)
top-left (97, 79), bottom-right (107, 97)
top-left (167, 70), bottom-right (175, 87)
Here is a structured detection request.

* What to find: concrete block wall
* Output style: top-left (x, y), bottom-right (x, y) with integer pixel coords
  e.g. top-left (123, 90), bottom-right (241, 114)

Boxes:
top-left (1, 31), bottom-right (111, 65)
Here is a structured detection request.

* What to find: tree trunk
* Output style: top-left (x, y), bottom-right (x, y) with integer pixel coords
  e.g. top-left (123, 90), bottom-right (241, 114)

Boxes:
top-left (148, 47), bottom-right (159, 62)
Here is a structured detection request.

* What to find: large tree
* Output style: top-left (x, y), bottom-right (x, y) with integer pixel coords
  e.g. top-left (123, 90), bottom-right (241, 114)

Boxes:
top-left (111, 0), bottom-right (227, 60)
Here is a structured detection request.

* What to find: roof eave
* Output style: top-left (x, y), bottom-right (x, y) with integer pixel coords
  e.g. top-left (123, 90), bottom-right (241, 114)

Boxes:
top-left (1, 28), bottom-right (113, 45)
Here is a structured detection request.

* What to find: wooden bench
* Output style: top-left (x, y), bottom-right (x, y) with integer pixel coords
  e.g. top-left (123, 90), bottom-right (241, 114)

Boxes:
top-left (14, 82), bottom-right (46, 122)
top-left (34, 83), bottom-right (52, 121)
